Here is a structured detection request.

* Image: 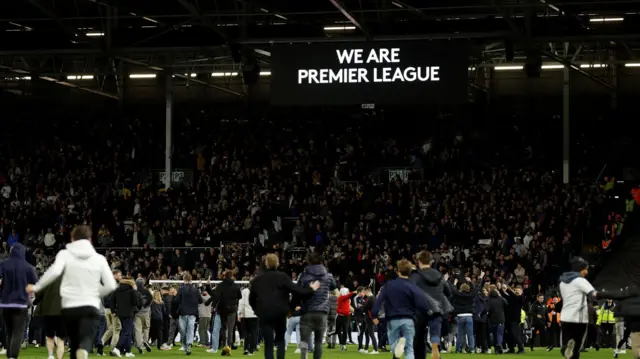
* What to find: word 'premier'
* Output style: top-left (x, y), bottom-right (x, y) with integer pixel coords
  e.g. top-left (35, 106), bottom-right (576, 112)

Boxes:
top-left (297, 48), bottom-right (441, 84)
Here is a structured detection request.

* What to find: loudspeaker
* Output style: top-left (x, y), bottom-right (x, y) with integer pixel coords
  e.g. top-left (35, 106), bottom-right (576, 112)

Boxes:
top-left (230, 43), bottom-right (243, 63)
top-left (524, 50), bottom-right (542, 78)
top-left (242, 57), bottom-right (260, 85)
top-left (505, 39), bottom-right (514, 62)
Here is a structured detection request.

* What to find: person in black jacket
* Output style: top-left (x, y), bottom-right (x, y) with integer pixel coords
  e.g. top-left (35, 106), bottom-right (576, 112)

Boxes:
top-left (149, 291), bottom-right (168, 350)
top-left (249, 254), bottom-right (319, 359)
top-left (501, 284), bottom-right (524, 353)
top-left (410, 250), bottom-right (452, 359)
top-left (361, 287), bottom-right (379, 354)
top-left (159, 287), bottom-right (173, 348)
top-left (449, 273), bottom-right (485, 354)
top-left (110, 278), bottom-right (140, 357)
top-left (208, 271), bottom-right (241, 354)
top-left (486, 285), bottom-right (507, 354)
top-left (474, 285), bottom-right (490, 353)
top-left (174, 273), bottom-right (203, 356)
top-left (529, 294), bottom-right (548, 351)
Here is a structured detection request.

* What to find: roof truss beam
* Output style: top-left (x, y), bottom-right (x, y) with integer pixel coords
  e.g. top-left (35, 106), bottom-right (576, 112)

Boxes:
top-left (176, 0), bottom-right (230, 44)
top-left (328, 0), bottom-right (371, 39)
top-left (490, 0), bottom-right (615, 90)
top-left (114, 56), bottom-right (245, 98)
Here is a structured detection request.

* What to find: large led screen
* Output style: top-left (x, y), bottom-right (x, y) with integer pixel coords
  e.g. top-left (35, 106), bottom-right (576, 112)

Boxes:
top-left (270, 41), bottom-right (469, 106)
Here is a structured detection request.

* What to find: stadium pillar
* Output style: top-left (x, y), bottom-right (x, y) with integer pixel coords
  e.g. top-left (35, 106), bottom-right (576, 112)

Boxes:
top-left (562, 66), bottom-right (570, 184)
top-left (164, 71), bottom-right (173, 189)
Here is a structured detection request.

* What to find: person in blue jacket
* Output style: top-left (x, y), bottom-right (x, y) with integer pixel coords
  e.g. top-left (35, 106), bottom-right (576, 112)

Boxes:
top-left (372, 259), bottom-right (431, 359)
top-left (0, 243), bottom-right (38, 359)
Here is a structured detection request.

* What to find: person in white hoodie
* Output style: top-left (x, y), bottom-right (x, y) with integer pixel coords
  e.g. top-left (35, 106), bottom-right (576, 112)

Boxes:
top-left (26, 225), bottom-right (117, 359)
top-left (238, 286), bottom-right (258, 356)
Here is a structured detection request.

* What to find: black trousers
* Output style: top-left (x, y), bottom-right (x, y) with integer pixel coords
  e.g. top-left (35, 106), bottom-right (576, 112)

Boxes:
top-left (601, 323), bottom-right (615, 348)
top-left (244, 318), bottom-right (258, 353)
top-left (355, 315), bottom-right (368, 349)
top-left (617, 326), bottom-right (631, 349)
top-left (504, 321), bottom-right (523, 351)
top-left (474, 321), bottom-right (489, 351)
top-left (220, 312), bottom-right (236, 348)
top-left (377, 318), bottom-right (388, 348)
top-left (150, 319), bottom-right (164, 349)
top-left (530, 322), bottom-right (547, 348)
top-left (336, 315), bottom-right (350, 345)
top-left (414, 314), bottom-right (429, 359)
top-left (259, 315), bottom-right (286, 359)
top-left (62, 306), bottom-right (99, 359)
top-left (3, 308), bottom-right (28, 359)
top-left (561, 322), bottom-right (588, 359)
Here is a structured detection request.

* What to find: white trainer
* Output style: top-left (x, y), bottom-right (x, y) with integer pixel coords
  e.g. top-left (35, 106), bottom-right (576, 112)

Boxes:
top-left (394, 337), bottom-right (406, 359)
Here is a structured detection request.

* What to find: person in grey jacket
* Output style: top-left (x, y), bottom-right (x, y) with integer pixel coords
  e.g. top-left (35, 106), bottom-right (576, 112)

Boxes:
top-left (198, 289), bottom-right (212, 347)
top-left (296, 252), bottom-right (337, 359)
top-left (410, 250), bottom-right (453, 359)
top-left (326, 290), bottom-right (338, 349)
top-left (134, 278), bottom-right (153, 354)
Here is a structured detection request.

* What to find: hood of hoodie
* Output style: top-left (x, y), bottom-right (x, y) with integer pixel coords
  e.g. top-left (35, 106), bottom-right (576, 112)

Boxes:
top-left (65, 239), bottom-right (97, 260)
top-left (416, 267), bottom-right (443, 285)
top-left (9, 243), bottom-right (26, 260)
top-left (118, 279), bottom-right (136, 292)
top-left (559, 271), bottom-right (581, 284)
top-left (305, 264), bottom-right (328, 280)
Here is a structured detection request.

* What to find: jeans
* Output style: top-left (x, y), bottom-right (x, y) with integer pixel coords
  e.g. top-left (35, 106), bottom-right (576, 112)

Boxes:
top-left (179, 315), bottom-right (197, 348)
top-left (24, 313), bottom-right (31, 341)
top-left (95, 315), bottom-right (107, 346)
top-left (456, 316), bottom-right (475, 352)
top-left (491, 323), bottom-right (505, 349)
top-left (427, 315), bottom-right (443, 344)
top-left (286, 316), bottom-right (301, 349)
top-left (209, 314), bottom-right (221, 351)
top-left (286, 316), bottom-right (313, 350)
top-left (388, 318), bottom-right (415, 359)
top-left (116, 317), bottom-right (134, 354)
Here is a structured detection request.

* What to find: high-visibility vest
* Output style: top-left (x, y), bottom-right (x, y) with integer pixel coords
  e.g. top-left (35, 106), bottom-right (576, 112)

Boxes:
top-left (626, 199), bottom-right (635, 213)
top-left (597, 307), bottom-right (616, 324)
top-left (602, 239), bottom-right (612, 249)
top-left (548, 311), bottom-right (561, 323)
top-left (520, 310), bottom-right (526, 324)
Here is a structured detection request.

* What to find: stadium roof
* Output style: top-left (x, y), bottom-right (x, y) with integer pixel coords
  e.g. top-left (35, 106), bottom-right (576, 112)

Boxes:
top-left (1, 0), bottom-right (639, 102)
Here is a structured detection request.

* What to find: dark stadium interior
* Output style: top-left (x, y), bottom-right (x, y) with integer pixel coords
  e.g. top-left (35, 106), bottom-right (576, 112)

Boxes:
top-left (1, 0), bottom-right (640, 355)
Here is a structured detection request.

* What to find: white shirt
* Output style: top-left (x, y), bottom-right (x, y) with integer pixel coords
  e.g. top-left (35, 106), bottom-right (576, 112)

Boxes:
top-left (559, 276), bottom-right (595, 323)
top-left (1, 185), bottom-right (11, 199)
top-left (44, 233), bottom-right (56, 247)
top-left (33, 239), bottom-right (117, 310)
top-left (238, 287), bottom-right (256, 318)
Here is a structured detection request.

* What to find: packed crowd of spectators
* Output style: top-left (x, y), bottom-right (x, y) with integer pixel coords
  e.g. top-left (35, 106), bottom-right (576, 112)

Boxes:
top-left (0, 107), bottom-right (609, 306)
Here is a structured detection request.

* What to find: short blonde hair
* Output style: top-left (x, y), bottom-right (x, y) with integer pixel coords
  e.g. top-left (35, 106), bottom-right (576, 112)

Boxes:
top-left (265, 254), bottom-right (279, 270)
top-left (396, 259), bottom-right (412, 276)
top-left (460, 283), bottom-right (471, 293)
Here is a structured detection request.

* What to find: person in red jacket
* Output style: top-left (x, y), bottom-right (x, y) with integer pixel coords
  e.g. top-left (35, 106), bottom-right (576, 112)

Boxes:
top-left (335, 287), bottom-right (356, 350)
